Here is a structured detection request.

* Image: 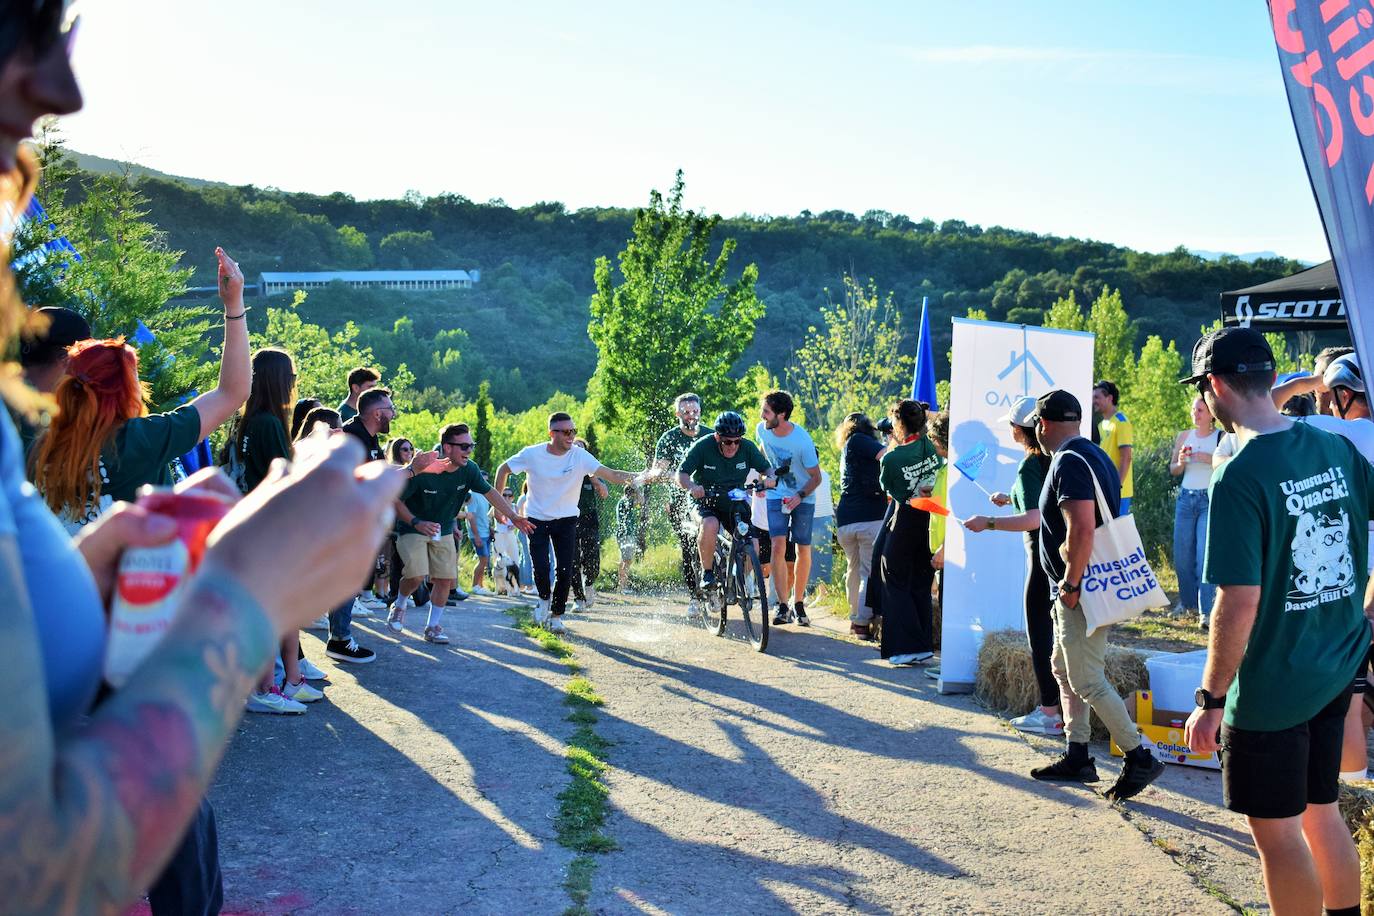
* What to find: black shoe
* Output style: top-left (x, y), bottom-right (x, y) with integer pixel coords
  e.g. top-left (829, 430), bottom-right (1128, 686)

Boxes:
top-left (794, 602), bottom-right (810, 627)
top-left (699, 569), bottom-right (716, 590)
top-left (1105, 752), bottom-right (1165, 802)
top-left (326, 637), bottom-right (376, 664)
top-left (1030, 753), bottom-right (1099, 783)
top-left (773, 603), bottom-right (791, 625)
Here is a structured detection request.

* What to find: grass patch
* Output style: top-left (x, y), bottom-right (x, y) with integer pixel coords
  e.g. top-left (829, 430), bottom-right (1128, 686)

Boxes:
top-left (562, 855), bottom-right (597, 914)
top-left (505, 604), bottom-right (618, 909)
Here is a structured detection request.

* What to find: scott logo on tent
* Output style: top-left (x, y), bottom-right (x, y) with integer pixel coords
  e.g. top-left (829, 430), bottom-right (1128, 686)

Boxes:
top-left (1233, 294), bottom-right (1344, 328)
top-left (984, 348), bottom-right (1054, 407)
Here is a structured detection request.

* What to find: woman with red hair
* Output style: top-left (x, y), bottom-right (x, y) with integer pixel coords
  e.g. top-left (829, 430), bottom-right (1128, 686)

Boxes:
top-left (31, 247), bottom-right (252, 531)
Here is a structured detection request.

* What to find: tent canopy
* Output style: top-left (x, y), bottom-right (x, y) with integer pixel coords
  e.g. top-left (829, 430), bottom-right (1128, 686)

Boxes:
top-left (1220, 260), bottom-right (1347, 331)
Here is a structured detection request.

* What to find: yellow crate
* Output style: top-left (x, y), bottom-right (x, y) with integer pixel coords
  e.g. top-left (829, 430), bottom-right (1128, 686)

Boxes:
top-left (1109, 690), bottom-right (1221, 770)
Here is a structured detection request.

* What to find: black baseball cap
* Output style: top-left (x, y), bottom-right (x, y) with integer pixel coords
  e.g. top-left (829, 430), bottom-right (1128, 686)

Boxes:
top-left (20, 307), bottom-right (91, 368)
top-left (1030, 390), bottom-right (1082, 423)
top-left (1179, 327), bottom-right (1275, 385)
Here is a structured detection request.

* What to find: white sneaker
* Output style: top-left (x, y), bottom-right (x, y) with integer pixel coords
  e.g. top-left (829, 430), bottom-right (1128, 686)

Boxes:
top-left (548, 616), bottom-right (567, 634)
top-left (387, 605), bottom-right (405, 633)
top-left (570, 598), bottom-right (583, 613)
top-left (360, 594), bottom-right (389, 611)
top-left (298, 657), bottom-right (328, 680)
top-left (306, 614), bottom-right (330, 631)
top-left (534, 598), bottom-right (552, 625)
top-left (470, 586), bottom-right (495, 597)
top-left (1010, 707), bottom-right (1065, 736)
top-left (351, 596), bottom-right (373, 619)
top-left (520, 586), bottom-right (538, 596)
top-left (686, 600), bottom-right (702, 621)
top-left (246, 688), bottom-right (307, 715)
top-left (584, 585), bottom-right (597, 610)
top-left (283, 679), bottom-right (324, 703)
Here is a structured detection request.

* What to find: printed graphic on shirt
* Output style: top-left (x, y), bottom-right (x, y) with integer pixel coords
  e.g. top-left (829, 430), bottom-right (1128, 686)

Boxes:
top-left (1282, 465), bottom-right (1356, 610)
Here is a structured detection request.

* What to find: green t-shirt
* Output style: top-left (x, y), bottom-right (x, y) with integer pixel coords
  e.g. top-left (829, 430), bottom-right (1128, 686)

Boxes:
top-left (1011, 452), bottom-right (1050, 544)
top-left (396, 460), bottom-right (492, 537)
top-left (338, 400), bottom-right (358, 422)
top-left (229, 411), bottom-right (291, 493)
top-left (1204, 421), bottom-right (1374, 731)
top-left (655, 425), bottom-right (709, 470)
top-left (679, 435), bottom-right (770, 491)
top-left (58, 404), bottom-right (202, 533)
top-left (615, 496), bottom-right (639, 547)
top-left (879, 437), bottom-right (942, 503)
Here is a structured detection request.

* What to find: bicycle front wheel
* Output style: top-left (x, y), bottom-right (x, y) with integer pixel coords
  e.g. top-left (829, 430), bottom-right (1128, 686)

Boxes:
top-left (735, 541), bottom-right (769, 652)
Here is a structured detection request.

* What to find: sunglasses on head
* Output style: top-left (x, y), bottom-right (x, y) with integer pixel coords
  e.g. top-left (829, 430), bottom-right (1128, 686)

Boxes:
top-left (443, 441), bottom-right (475, 450)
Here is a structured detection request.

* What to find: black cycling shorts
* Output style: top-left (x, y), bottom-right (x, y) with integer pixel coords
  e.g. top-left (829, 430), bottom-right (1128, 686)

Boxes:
top-left (750, 525), bottom-right (771, 565)
top-left (693, 496), bottom-right (737, 524)
top-left (1221, 688), bottom-right (1350, 819)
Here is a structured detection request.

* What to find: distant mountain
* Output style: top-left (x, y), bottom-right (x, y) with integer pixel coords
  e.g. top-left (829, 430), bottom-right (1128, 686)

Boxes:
top-left (66, 149), bottom-right (229, 190)
top-left (1188, 248), bottom-right (1298, 264)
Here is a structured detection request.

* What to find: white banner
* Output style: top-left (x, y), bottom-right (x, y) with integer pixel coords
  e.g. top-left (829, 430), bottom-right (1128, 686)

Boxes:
top-left (939, 318), bottom-right (1095, 694)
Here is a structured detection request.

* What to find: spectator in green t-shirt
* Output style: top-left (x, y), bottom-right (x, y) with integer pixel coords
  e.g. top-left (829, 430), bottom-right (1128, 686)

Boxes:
top-left (337, 366), bottom-right (379, 422)
top-left (1182, 327), bottom-right (1373, 915)
top-left (615, 484), bottom-right (644, 592)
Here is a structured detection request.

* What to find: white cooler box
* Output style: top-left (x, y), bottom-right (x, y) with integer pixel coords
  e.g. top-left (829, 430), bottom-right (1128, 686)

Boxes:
top-left (1144, 648), bottom-right (1209, 713)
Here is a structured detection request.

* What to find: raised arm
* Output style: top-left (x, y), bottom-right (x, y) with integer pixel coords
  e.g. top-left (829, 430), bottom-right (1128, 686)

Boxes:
top-left (1168, 431), bottom-right (1188, 478)
top-left (1270, 372), bottom-right (1321, 409)
top-left (188, 248), bottom-right (252, 439)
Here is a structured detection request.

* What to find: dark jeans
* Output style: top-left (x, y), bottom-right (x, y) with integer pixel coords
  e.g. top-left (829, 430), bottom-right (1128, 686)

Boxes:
top-left (1023, 537), bottom-right (1059, 709)
top-left (570, 511), bottom-right (601, 600)
top-left (531, 516), bottom-right (578, 616)
top-left (865, 501), bottom-right (896, 616)
top-left (667, 497), bottom-right (703, 599)
top-left (148, 798), bottom-right (223, 916)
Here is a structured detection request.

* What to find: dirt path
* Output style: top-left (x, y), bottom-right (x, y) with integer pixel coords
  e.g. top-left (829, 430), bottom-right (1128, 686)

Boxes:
top-left (205, 593), bottom-right (1263, 914)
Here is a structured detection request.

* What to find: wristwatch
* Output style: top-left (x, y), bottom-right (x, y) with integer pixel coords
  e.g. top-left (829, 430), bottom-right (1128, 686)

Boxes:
top-left (1059, 580), bottom-right (1080, 595)
top-left (987, 516), bottom-right (996, 530)
top-left (1194, 687), bottom-right (1225, 710)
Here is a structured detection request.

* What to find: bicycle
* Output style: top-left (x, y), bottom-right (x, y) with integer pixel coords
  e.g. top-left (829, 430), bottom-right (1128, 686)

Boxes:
top-left (696, 482), bottom-right (771, 652)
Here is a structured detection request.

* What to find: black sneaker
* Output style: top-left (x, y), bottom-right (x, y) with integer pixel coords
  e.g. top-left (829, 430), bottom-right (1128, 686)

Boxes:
top-left (1104, 752), bottom-right (1165, 802)
top-left (1030, 753), bottom-right (1099, 783)
top-left (794, 601), bottom-right (810, 627)
top-left (326, 637), bottom-right (376, 664)
top-left (699, 568), bottom-right (717, 590)
top-left (773, 602), bottom-right (791, 625)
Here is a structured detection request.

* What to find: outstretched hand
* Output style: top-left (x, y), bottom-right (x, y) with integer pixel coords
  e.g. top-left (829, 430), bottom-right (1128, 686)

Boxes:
top-left (216, 247), bottom-right (244, 308)
top-left (411, 450), bottom-right (453, 475)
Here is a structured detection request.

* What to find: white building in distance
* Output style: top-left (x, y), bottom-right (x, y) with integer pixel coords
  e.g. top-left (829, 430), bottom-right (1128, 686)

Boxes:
top-left (258, 269), bottom-right (480, 297)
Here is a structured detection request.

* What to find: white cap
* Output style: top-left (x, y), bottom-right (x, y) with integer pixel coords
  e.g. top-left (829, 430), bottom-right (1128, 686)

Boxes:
top-left (998, 396), bottom-right (1038, 428)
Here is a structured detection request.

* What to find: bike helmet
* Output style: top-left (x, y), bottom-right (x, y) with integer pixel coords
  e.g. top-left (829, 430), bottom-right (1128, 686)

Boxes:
top-left (713, 411), bottom-right (747, 438)
top-left (1323, 353), bottom-right (1365, 394)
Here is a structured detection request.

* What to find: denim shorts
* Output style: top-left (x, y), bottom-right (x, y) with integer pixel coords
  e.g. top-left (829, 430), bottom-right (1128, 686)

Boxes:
top-left (766, 499), bottom-right (816, 546)
top-left (472, 537), bottom-right (490, 559)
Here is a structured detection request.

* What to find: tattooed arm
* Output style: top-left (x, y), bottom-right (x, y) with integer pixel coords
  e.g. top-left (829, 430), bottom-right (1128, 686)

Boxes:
top-left (0, 432), bottom-right (403, 915)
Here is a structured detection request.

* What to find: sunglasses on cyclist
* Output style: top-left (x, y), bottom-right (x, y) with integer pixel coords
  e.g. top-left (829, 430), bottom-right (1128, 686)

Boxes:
top-left (719, 437), bottom-right (741, 446)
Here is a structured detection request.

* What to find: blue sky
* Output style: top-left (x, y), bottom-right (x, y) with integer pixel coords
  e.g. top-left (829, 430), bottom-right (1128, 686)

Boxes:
top-left (59, 2), bottom-right (1328, 261)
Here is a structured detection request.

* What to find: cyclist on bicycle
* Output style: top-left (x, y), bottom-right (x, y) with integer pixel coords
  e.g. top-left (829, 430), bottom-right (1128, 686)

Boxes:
top-left (677, 411), bottom-right (776, 593)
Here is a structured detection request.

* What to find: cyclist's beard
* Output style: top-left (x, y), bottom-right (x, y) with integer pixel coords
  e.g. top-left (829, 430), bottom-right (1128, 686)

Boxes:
top-left (681, 417), bottom-right (699, 433)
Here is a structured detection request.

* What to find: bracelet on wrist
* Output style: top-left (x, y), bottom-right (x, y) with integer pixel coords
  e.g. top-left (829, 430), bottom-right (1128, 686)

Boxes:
top-left (225, 309), bottom-right (249, 321)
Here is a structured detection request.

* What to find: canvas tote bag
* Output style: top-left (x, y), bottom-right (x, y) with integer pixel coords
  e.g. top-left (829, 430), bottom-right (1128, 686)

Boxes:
top-left (1062, 450), bottom-right (1169, 634)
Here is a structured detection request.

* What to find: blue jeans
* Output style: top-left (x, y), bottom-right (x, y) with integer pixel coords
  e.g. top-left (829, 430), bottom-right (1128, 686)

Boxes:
top-left (328, 595), bottom-right (354, 642)
top-left (1173, 487), bottom-right (1214, 615)
top-left (809, 515), bottom-right (835, 588)
top-left (517, 530), bottom-right (534, 586)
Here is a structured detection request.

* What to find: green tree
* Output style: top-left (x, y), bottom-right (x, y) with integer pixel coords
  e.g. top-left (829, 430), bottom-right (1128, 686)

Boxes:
top-left (588, 172), bottom-right (764, 456)
top-left (789, 276), bottom-right (914, 429)
top-left (1043, 290), bottom-right (1087, 332)
top-left (584, 420), bottom-right (600, 457)
top-left (473, 380), bottom-right (493, 471)
top-left (377, 230), bottom-right (444, 269)
top-left (1124, 336), bottom-right (1190, 449)
top-left (1086, 287), bottom-right (1136, 385)
top-left (14, 143), bottom-right (213, 410)
top-left (252, 293), bottom-right (413, 405)
top-left (332, 224), bottom-right (373, 269)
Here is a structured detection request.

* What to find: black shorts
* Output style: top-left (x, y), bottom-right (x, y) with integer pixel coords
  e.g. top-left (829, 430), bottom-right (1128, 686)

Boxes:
top-left (693, 496), bottom-right (734, 524)
top-left (1221, 688), bottom-right (1351, 819)
top-left (750, 525), bottom-right (771, 564)
top-left (1354, 650), bottom-right (1372, 694)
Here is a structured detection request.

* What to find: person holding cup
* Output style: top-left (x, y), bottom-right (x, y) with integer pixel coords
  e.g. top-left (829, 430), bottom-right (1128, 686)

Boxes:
top-left (1169, 395), bottom-right (1221, 626)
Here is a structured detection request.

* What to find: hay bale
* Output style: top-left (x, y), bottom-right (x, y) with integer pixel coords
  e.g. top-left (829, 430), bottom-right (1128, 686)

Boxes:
top-left (1339, 781), bottom-right (1374, 914)
top-left (975, 629), bottom-right (1151, 740)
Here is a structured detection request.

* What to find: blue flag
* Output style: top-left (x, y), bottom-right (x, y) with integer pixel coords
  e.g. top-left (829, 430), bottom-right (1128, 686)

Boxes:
top-left (1269, 3), bottom-right (1374, 367)
top-left (912, 296), bottom-right (938, 408)
top-left (953, 441), bottom-right (990, 482)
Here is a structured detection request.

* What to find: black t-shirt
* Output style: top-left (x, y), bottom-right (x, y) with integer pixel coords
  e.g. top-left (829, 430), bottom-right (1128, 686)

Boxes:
top-left (340, 417), bottom-right (383, 463)
top-left (1037, 437), bottom-right (1121, 587)
top-left (835, 432), bottom-right (887, 527)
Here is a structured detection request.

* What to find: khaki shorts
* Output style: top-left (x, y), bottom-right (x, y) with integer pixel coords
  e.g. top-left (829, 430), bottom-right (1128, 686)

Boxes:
top-left (397, 531), bottom-right (458, 580)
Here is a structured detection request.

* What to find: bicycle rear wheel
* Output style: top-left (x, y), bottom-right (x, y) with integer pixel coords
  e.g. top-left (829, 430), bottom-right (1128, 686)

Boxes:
top-left (735, 541), bottom-right (769, 652)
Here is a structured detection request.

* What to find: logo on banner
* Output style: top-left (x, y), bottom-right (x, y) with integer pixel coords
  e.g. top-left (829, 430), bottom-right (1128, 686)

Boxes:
top-left (984, 348), bottom-right (1054, 406)
top-left (1235, 295), bottom-right (1254, 328)
top-left (1234, 292), bottom-right (1345, 326)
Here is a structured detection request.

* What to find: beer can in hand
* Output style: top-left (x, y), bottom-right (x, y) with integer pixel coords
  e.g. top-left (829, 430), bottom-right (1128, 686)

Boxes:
top-left (104, 489), bottom-right (233, 687)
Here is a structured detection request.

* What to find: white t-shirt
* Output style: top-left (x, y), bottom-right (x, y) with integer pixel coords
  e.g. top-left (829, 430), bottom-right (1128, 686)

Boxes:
top-left (812, 470), bottom-right (834, 518)
top-left (1294, 414), bottom-right (1374, 570)
top-left (505, 444), bottom-right (602, 521)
